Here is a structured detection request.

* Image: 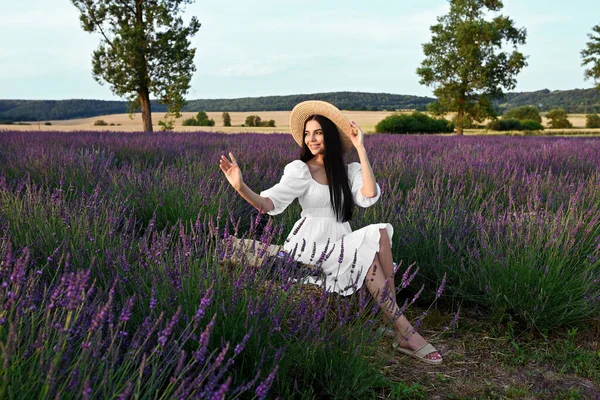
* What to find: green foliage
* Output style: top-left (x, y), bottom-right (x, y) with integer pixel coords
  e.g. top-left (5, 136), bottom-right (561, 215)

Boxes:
top-left (520, 120), bottom-right (544, 131)
top-left (416, 0), bottom-right (527, 134)
top-left (427, 101), bottom-right (446, 117)
top-left (158, 119), bottom-right (175, 131)
top-left (581, 24), bottom-right (600, 90)
top-left (503, 106), bottom-right (542, 123)
top-left (546, 109), bottom-right (573, 129)
top-left (222, 112), bottom-right (231, 127)
top-left (487, 119), bottom-right (523, 131)
top-left (93, 119), bottom-right (108, 126)
top-left (451, 114), bottom-right (481, 129)
top-left (44, 122), bottom-right (52, 126)
top-left (182, 111), bottom-right (215, 127)
top-left (495, 88), bottom-right (600, 114)
top-left (487, 118), bottom-right (543, 131)
top-left (196, 111), bottom-right (209, 121)
top-left (245, 115), bottom-right (275, 127)
top-left (186, 92), bottom-right (435, 113)
top-left (245, 115), bottom-right (261, 127)
top-left (375, 112), bottom-right (454, 134)
top-left (585, 113), bottom-right (600, 128)
top-left (70, 0), bottom-right (201, 132)
top-left (181, 118), bottom-right (215, 126)
top-left (389, 381), bottom-right (427, 399)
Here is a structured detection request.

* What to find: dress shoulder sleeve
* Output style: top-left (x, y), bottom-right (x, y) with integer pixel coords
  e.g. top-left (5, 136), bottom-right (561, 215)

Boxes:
top-left (348, 162), bottom-right (381, 208)
top-left (259, 160), bottom-right (311, 215)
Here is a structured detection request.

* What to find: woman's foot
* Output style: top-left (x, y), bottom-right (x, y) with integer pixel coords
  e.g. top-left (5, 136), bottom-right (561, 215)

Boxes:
top-left (394, 331), bottom-right (442, 363)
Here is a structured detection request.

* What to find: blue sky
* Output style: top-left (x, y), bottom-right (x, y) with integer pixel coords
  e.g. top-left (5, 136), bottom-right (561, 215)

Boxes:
top-left (0, 0), bottom-right (598, 100)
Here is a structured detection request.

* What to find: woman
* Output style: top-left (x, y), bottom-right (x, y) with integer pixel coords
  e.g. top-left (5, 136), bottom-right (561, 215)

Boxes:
top-left (219, 100), bottom-right (442, 365)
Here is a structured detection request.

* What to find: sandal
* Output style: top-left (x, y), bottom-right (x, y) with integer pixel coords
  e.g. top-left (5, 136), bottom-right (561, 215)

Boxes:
top-left (392, 341), bottom-right (443, 365)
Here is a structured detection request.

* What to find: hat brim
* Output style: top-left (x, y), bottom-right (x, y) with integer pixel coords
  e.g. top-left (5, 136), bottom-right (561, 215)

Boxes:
top-left (289, 101), bottom-right (354, 153)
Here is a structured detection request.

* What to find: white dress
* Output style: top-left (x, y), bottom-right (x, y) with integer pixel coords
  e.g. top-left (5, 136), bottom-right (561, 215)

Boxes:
top-left (260, 160), bottom-right (393, 296)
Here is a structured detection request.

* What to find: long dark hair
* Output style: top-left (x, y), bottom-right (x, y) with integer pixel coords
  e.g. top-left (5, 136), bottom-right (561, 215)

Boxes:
top-left (300, 115), bottom-right (354, 222)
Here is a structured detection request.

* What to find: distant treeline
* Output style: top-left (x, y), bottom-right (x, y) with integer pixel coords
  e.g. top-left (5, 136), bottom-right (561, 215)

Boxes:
top-left (496, 88), bottom-right (600, 114)
top-left (0, 92), bottom-right (432, 122)
top-left (0, 89), bottom-right (598, 122)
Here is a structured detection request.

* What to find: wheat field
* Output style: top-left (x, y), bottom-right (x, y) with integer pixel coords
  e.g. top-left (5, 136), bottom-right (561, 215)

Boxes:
top-left (4, 110), bottom-right (396, 134)
top-left (2, 111), bottom-right (597, 135)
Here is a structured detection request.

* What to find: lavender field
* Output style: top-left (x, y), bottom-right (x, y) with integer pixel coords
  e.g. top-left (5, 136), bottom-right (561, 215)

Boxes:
top-left (1, 130), bottom-right (599, 398)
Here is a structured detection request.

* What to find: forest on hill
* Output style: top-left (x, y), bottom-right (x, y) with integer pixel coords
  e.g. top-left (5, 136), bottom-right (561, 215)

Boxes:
top-left (0, 89), bottom-right (598, 123)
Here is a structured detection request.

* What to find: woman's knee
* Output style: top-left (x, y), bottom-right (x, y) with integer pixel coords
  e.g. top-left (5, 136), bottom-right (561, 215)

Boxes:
top-left (379, 228), bottom-right (389, 243)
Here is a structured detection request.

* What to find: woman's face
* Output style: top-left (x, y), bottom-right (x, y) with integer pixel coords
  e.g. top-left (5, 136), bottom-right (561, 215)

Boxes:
top-left (304, 119), bottom-right (326, 156)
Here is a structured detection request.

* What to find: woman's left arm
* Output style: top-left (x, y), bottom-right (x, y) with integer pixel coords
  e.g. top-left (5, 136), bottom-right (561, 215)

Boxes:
top-left (349, 121), bottom-right (378, 198)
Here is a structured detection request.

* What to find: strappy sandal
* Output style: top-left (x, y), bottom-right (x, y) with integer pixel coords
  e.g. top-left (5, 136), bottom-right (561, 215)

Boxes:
top-left (392, 341), bottom-right (443, 365)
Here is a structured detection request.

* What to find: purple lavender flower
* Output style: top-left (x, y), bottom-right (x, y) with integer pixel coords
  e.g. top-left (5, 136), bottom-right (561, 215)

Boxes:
top-left (117, 382), bottom-right (133, 400)
top-left (119, 296), bottom-right (136, 323)
top-left (337, 235), bottom-right (345, 264)
top-left (410, 285), bottom-right (425, 305)
top-left (157, 306), bottom-right (181, 347)
top-left (211, 376), bottom-right (232, 400)
top-left (255, 364), bottom-right (279, 400)
top-left (194, 314), bottom-right (216, 365)
top-left (445, 305), bottom-right (461, 331)
top-left (436, 273), bottom-right (446, 299)
top-left (234, 331), bottom-right (252, 356)
top-left (82, 379), bottom-right (92, 400)
top-left (149, 286), bottom-right (157, 311)
top-left (194, 284), bottom-right (214, 322)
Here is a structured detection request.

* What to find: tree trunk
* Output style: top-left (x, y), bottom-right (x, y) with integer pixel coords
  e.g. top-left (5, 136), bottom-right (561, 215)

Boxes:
top-left (139, 88), bottom-right (153, 132)
top-left (135, 1), bottom-right (152, 132)
top-left (456, 109), bottom-right (464, 135)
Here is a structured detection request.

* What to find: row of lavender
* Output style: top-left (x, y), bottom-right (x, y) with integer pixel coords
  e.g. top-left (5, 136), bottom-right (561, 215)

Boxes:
top-left (2, 130), bottom-right (599, 328)
top-left (1, 130), bottom-right (599, 396)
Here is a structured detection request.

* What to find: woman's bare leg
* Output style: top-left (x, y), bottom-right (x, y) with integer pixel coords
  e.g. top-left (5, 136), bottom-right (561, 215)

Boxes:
top-left (366, 255), bottom-right (442, 361)
top-left (377, 228), bottom-right (395, 281)
top-left (375, 228), bottom-right (398, 326)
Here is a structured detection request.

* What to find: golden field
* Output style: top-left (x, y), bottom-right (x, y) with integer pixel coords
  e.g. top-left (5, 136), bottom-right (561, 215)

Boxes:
top-left (1, 111), bottom-right (598, 135)
top-left (2, 111), bottom-right (396, 134)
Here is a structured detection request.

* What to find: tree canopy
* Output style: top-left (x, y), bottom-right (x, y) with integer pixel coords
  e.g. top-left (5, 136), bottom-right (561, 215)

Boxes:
top-left (71, 0), bottom-right (201, 132)
top-left (546, 109), bottom-right (573, 129)
top-left (417, 0), bottom-right (527, 134)
top-left (502, 106), bottom-right (541, 122)
top-left (581, 24), bottom-right (600, 90)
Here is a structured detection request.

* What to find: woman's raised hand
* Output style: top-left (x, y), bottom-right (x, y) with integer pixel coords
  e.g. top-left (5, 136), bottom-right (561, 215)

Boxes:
top-left (349, 121), bottom-right (365, 149)
top-left (219, 152), bottom-right (243, 190)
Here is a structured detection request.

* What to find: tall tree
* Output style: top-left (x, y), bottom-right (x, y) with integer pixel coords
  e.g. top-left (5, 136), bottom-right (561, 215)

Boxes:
top-left (222, 112), bottom-right (231, 127)
top-left (416, 0), bottom-right (527, 135)
top-left (71, 0), bottom-right (201, 132)
top-left (581, 24), bottom-right (600, 90)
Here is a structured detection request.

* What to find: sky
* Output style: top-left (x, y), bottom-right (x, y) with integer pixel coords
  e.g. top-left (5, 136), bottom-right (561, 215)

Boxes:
top-left (0, 0), bottom-right (598, 101)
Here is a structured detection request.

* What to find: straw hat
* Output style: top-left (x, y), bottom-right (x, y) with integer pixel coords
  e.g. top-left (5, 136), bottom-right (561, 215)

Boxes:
top-left (289, 100), bottom-right (354, 153)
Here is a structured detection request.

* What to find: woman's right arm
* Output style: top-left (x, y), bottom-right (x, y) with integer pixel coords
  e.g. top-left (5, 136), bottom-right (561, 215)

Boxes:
top-left (219, 152), bottom-right (274, 213)
top-left (237, 182), bottom-right (274, 214)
